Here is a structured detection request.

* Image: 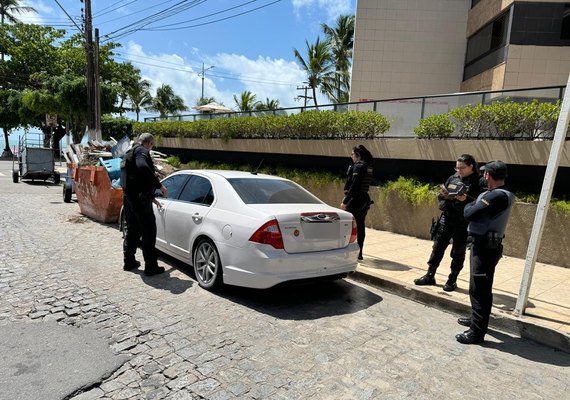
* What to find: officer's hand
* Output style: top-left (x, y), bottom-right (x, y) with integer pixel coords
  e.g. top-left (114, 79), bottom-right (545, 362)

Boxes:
top-left (160, 185), bottom-right (168, 198)
top-left (340, 203), bottom-right (347, 210)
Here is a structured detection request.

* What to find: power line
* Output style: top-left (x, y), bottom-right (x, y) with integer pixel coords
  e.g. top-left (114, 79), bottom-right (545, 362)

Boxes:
top-left (93, 0), bottom-right (137, 18)
top-left (52, 0), bottom-right (83, 33)
top-left (146, 0), bottom-right (281, 31)
top-left (143, 0), bottom-right (258, 29)
top-left (103, 0), bottom-right (206, 42)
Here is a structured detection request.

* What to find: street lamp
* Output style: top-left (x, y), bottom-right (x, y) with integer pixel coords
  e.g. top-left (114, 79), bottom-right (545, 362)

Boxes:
top-left (199, 62), bottom-right (214, 100)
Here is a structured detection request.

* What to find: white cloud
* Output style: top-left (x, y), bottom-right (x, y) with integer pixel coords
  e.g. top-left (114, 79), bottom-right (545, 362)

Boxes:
top-left (291, 0), bottom-right (352, 22)
top-left (16, 1), bottom-right (53, 25)
top-left (124, 42), bottom-right (325, 119)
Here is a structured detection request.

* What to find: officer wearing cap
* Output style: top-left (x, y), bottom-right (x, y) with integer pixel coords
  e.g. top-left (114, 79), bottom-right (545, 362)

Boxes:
top-left (456, 160), bottom-right (514, 344)
top-left (414, 154), bottom-right (486, 291)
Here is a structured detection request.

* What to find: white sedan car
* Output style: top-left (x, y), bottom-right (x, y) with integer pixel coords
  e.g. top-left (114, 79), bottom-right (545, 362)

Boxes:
top-left (152, 170), bottom-right (359, 290)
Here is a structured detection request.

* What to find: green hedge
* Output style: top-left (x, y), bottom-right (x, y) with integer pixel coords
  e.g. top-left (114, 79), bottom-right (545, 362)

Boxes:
top-left (101, 115), bottom-right (134, 141)
top-left (133, 110), bottom-right (390, 141)
top-left (415, 99), bottom-right (560, 140)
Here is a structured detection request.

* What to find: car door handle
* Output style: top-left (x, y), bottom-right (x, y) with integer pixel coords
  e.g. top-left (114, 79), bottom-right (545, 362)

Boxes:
top-left (192, 213), bottom-right (202, 223)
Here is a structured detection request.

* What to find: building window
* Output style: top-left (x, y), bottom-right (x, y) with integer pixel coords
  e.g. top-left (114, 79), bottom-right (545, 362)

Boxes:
top-left (471, 0), bottom-right (482, 8)
top-left (562, 6), bottom-right (570, 39)
top-left (464, 10), bottom-right (510, 81)
top-left (465, 12), bottom-right (509, 66)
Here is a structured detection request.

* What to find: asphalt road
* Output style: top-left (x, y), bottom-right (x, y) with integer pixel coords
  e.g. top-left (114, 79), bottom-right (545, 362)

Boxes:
top-left (0, 160), bottom-right (568, 400)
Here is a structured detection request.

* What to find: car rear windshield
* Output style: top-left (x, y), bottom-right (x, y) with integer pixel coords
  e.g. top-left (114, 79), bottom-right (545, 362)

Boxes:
top-left (227, 178), bottom-right (322, 204)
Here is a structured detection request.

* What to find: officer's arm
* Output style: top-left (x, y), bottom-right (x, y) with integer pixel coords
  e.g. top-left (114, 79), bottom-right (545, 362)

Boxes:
top-left (464, 191), bottom-right (508, 221)
top-left (135, 151), bottom-right (161, 189)
top-left (343, 164), bottom-right (365, 204)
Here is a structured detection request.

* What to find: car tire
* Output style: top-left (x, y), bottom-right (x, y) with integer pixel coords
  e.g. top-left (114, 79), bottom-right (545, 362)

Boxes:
top-left (193, 239), bottom-right (222, 290)
top-left (53, 171), bottom-right (60, 185)
top-left (12, 170), bottom-right (18, 183)
top-left (63, 183), bottom-right (72, 203)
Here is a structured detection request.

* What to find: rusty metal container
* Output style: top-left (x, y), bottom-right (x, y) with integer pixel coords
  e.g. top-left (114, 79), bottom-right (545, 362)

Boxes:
top-left (74, 165), bottom-right (123, 223)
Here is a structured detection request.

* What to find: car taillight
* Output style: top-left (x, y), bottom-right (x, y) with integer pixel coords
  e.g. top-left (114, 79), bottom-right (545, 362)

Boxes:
top-left (349, 218), bottom-right (357, 243)
top-left (249, 219), bottom-right (284, 249)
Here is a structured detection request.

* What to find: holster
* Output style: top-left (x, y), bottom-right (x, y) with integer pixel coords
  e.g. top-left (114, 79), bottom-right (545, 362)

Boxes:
top-left (467, 232), bottom-right (503, 249)
top-left (430, 216), bottom-right (442, 241)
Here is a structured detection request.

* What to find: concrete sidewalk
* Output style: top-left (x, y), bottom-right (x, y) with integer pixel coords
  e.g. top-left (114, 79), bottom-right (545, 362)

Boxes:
top-left (353, 228), bottom-right (570, 353)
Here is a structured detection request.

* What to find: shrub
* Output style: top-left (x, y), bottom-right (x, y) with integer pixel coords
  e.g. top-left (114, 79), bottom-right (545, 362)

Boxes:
top-left (382, 177), bottom-right (439, 205)
top-left (448, 104), bottom-right (493, 138)
top-left (101, 115), bottom-right (133, 141)
top-left (133, 110), bottom-right (390, 140)
top-left (413, 114), bottom-right (455, 139)
top-left (165, 155), bottom-right (181, 168)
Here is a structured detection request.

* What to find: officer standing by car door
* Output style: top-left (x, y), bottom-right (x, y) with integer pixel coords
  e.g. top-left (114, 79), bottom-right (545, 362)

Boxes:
top-left (121, 133), bottom-right (168, 276)
top-left (456, 160), bottom-right (514, 344)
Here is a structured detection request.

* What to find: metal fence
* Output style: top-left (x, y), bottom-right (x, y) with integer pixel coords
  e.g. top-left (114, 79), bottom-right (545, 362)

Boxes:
top-left (144, 85), bottom-right (566, 138)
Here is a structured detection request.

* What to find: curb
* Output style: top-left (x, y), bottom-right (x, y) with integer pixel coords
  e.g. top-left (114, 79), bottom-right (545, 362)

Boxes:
top-left (350, 271), bottom-right (570, 354)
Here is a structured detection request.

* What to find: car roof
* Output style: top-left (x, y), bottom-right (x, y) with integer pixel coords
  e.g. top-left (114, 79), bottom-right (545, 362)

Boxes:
top-left (172, 169), bottom-right (286, 180)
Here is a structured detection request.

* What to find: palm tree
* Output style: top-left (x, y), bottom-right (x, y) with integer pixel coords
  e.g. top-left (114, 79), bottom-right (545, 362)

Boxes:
top-left (254, 98), bottom-right (280, 114)
top-left (0, 0), bottom-right (36, 60)
top-left (147, 84), bottom-right (187, 118)
top-left (293, 37), bottom-right (333, 108)
top-left (321, 14), bottom-right (355, 103)
top-left (127, 79), bottom-right (152, 121)
top-left (233, 90), bottom-right (260, 112)
top-left (196, 96), bottom-right (215, 107)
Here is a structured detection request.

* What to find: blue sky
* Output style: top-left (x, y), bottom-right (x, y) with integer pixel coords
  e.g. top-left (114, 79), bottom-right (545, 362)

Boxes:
top-left (18, 0), bottom-right (356, 120)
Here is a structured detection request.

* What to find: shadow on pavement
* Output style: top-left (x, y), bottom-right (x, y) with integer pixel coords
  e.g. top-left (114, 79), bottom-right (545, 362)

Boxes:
top-left (124, 253), bottom-right (195, 294)
top-left (218, 278), bottom-right (383, 321)
top-left (151, 251), bottom-right (383, 318)
top-left (483, 330), bottom-right (570, 366)
top-left (360, 257), bottom-right (411, 272)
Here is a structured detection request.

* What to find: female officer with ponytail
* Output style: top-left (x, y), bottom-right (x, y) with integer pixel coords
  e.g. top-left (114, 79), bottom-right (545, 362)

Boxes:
top-left (340, 145), bottom-right (374, 261)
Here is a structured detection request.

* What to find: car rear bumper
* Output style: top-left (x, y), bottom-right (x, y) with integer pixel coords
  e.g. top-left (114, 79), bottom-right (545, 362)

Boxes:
top-left (219, 242), bottom-right (359, 289)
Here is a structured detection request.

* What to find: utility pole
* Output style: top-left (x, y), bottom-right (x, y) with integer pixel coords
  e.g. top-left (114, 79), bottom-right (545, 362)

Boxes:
top-left (94, 28), bottom-right (101, 140)
top-left (296, 85), bottom-right (311, 110)
top-left (199, 63), bottom-right (214, 100)
top-left (83, 0), bottom-right (100, 141)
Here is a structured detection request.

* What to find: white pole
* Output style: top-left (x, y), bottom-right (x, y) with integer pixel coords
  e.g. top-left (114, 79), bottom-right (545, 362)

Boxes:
top-left (514, 75), bottom-right (570, 315)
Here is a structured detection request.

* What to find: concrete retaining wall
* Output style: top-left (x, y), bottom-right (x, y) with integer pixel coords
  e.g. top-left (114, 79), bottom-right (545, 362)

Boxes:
top-left (305, 181), bottom-right (570, 269)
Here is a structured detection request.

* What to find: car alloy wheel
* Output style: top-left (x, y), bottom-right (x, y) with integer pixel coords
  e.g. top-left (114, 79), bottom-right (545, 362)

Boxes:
top-left (193, 239), bottom-right (222, 290)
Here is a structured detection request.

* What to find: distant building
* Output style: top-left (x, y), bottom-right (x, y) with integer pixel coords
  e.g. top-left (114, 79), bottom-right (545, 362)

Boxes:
top-left (350, 0), bottom-right (570, 102)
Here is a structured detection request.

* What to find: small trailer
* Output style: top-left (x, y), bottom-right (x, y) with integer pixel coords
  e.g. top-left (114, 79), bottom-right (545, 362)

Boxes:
top-left (12, 133), bottom-right (60, 184)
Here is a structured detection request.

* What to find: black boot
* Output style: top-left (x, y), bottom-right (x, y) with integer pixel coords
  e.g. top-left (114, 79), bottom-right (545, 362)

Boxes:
top-left (443, 270), bottom-right (460, 292)
top-left (414, 265), bottom-right (437, 286)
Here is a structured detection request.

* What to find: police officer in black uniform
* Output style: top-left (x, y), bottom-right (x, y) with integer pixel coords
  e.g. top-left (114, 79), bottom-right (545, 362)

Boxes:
top-left (456, 160), bottom-right (514, 344)
top-left (121, 133), bottom-right (168, 276)
top-left (340, 145), bottom-right (374, 260)
top-left (414, 154), bottom-right (486, 291)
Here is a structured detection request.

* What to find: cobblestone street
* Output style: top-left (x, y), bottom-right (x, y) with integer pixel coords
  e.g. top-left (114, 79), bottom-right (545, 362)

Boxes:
top-left (0, 161), bottom-right (568, 400)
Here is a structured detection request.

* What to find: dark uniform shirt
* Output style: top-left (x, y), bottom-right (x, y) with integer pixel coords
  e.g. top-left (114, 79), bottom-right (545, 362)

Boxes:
top-left (121, 144), bottom-right (162, 196)
top-left (342, 160), bottom-right (373, 206)
top-left (439, 173), bottom-right (486, 222)
top-left (464, 186), bottom-right (514, 237)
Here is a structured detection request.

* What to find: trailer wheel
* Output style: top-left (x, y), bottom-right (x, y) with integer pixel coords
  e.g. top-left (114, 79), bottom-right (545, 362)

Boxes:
top-left (12, 170), bottom-right (18, 183)
top-left (53, 172), bottom-right (60, 185)
top-left (63, 183), bottom-right (72, 203)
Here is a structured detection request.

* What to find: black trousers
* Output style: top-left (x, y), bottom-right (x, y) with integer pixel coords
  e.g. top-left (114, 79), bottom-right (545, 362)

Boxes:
top-left (123, 193), bottom-right (159, 269)
top-left (427, 215), bottom-right (468, 274)
top-left (347, 194), bottom-right (371, 253)
top-left (468, 242), bottom-right (503, 336)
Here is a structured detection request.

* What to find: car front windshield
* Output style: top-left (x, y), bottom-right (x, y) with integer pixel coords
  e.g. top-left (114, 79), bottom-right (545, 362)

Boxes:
top-left (227, 178), bottom-right (322, 204)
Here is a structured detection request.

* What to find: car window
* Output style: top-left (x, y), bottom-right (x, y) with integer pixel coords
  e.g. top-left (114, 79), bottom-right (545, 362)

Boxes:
top-left (158, 174), bottom-right (188, 200)
top-left (227, 178), bottom-right (321, 204)
top-left (178, 175), bottom-right (214, 205)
